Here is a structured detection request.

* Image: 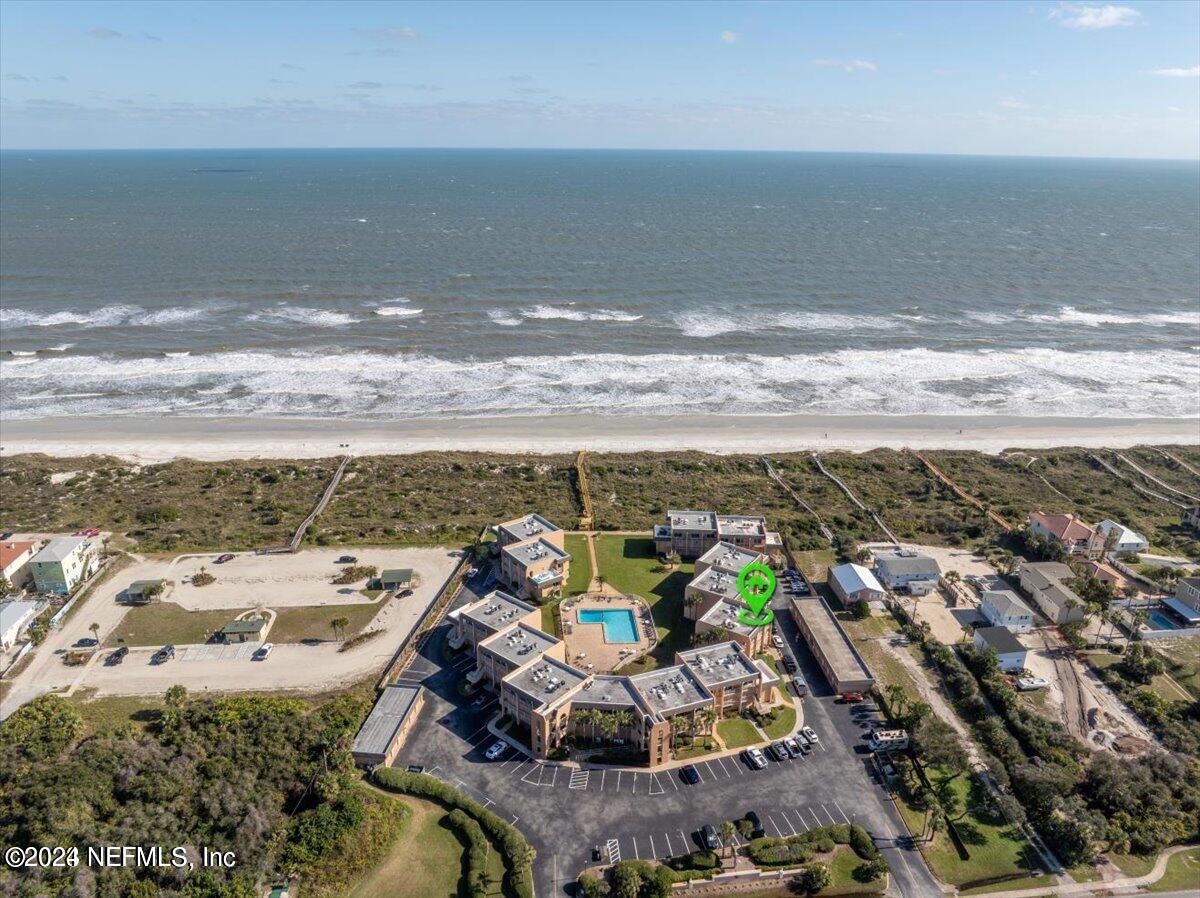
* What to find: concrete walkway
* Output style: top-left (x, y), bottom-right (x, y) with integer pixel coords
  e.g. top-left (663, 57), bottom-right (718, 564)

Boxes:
top-left (966, 843), bottom-right (1197, 898)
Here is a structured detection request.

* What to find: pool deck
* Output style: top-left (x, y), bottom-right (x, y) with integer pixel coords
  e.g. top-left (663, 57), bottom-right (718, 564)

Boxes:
top-left (560, 592), bottom-right (654, 674)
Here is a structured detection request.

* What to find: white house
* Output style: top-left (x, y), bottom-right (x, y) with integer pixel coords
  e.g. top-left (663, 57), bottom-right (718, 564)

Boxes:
top-left (1095, 520), bottom-right (1150, 555)
top-left (1, 540), bottom-right (37, 591)
top-left (873, 549), bottom-right (941, 595)
top-left (828, 563), bottom-right (886, 606)
top-left (0, 600), bottom-right (43, 650)
top-left (973, 626), bottom-right (1028, 672)
top-left (980, 589), bottom-right (1035, 633)
top-left (30, 537), bottom-right (98, 595)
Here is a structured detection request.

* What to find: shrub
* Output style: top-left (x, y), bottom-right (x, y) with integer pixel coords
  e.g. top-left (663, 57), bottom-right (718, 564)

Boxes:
top-left (373, 769), bottom-right (534, 898)
top-left (848, 824), bottom-right (879, 860)
top-left (578, 872), bottom-right (609, 897)
top-left (447, 809), bottom-right (489, 898)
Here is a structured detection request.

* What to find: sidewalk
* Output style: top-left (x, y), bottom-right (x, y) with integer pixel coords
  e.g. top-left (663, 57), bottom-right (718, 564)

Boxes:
top-left (964, 843), bottom-right (1198, 898)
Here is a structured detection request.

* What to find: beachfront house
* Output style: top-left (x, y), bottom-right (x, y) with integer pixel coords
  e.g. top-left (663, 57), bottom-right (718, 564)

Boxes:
top-left (653, 510), bottom-right (782, 560)
top-left (972, 626), bottom-right (1027, 672)
top-left (828, 563), bottom-right (886, 606)
top-left (0, 540), bottom-right (37, 592)
top-left (1018, 561), bottom-right (1087, 625)
top-left (29, 537), bottom-right (98, 595)
top-left (1, 599), bottom-right (45, 650)
top-left (1095, 519), bottom-right (1150, 555)
top-left (872, 548), bottom-right (940, 595)
top-left (1027, 512), bottom-right (1103, 559)
top-left (979, 589), bottom-right (1035, 633)
top-left (1176, 577), bottom-right (1200, 615)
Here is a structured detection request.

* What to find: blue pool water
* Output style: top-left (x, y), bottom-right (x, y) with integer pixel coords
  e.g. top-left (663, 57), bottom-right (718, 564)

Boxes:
top-left (578, 609), bottom-right (639, 644)
top-left (1147, 610), bottom-right (1182, 631)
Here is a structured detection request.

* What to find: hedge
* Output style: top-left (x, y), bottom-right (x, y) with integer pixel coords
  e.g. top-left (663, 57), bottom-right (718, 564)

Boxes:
top-left (373, 769), bottom-right (534, 898)
top-left (747, 824), bottom-right (884, 871)
top-left (447, 809), bottom-right (490, 898)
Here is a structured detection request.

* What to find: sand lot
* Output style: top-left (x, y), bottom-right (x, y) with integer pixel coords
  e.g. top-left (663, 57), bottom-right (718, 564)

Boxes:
top-left (0, 546), bottom-right (460, 716)
top-left (866, 543), bottom-right (996, 645)
top-left (166, 547), bottom-right (443, 609)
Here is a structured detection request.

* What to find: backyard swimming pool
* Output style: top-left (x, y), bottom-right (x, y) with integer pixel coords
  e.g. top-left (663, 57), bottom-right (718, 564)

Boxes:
top-left (577, 608), bottom-right (639, 644)
top-left (1147, 610), bottom-right (1183, 631)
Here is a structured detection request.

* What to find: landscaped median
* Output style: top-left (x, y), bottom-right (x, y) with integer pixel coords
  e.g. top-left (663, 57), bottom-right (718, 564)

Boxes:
top-left (371, 768), bottom-right (534, 898)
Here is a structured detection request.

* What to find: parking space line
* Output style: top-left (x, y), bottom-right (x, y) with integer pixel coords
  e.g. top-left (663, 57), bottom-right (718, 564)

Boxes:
top-left (427, 765), bottom-right (442, 777)
top-left (668, 770), bottom-right (679, 790)
top-left (780, 809), bottom-right (802, 834)
top-left (678, 830), bottom-right (688, 853)
top-left (663, 832), bottom-right (675, 856)
top-left (701, 760), bottom-right (717, 779)
top-left (606, 838), bottom-right (620, 864)
top-left (715, 756), bottom-right (732, 778)
top-left (768, 815), bottom-right (785, 837)
top-left (821, 804), bottom-right (837, 825)
top-left (521, 764), bottom-right (544, 785)
top-left (834, 801), bottom-right (851, 824)
top-left (569, 769), bottom-right (590, 790)
top-left (550, 765), bottom-right (560, 787)
top-left (630, 772), bottom-right (639, 793)
top-left (509, 760), bottom-right (532, 777)
top-left (807, 807), bottom-right (822, 827)
top-left (615, 770), bottom-right (623, 791)
top-left (648, 834), bottom-right (657, 858)
top-left (648, 773), bottom-right (665, 796)
top-left (600, 769), bottom-right (607, 791)
top-left (631, 836), bottom-right (640, 860)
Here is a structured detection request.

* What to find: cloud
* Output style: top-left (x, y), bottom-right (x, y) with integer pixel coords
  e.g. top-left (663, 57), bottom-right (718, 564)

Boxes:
top-left (406, 83), bottom-right (443, 92)
top-left (1151, 66), bottom-right (1200, 78)
top-left (1167, 106), bottom-right (1182, 113)
top-left (514, 86), bottom-right (551, 95)
top-left (347, 81), bottom-right (385, 90)
top-left (1049, 4), bottom-right (1141, 30)
top-left (5, 73), bottom-right (67, 84)
top-left (281, 63), bottom-right (305, 71)
top-left (811, 59), bottom-right (878, 73)
top-left (504, 75), bottom-right (534, 83)
top-left (999, 97), bottom-right (1030, 110)
top-left (355, 26), bottom-right (418, 42)
top-left (720, 30), bottom-right (739, 44)
top-left (88, 27), bottom-right (124, 39)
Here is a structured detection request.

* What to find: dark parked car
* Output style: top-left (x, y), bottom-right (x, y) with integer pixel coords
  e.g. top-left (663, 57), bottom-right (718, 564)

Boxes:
top-left (680, 764), bottom-right (701, 785)
top-left (700, 824), bottom-right (721, 851)
top-left (152, 644), bottom-right (175, 664)
top-left (769, 741), bottom-right (791, 761)
top-left (105, 646), bottom-right (129, 665)
top-left (743, 811), bottom-right (765, 840)
top-left (73, 637), bottom-right (98, 648)
top-left (336, 555), bottom-right (357, 564)
top-left (783, 657), bottom-right (798, 673)
top-left (214, 553), bottom-right (235, 564)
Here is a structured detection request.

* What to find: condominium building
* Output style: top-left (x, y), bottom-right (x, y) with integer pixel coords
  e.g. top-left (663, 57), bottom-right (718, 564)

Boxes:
top-left (653, 511), bottom-right (782, 560)
top-left (496, 514), bottom-right (571, 602)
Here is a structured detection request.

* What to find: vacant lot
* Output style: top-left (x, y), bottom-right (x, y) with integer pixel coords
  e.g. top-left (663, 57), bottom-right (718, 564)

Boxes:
top-left (105, 603), bottom-right (234, 647)
top-left (315, 452), bottom-right (580, 546)
top-left (592, 535), bottom-right (694, 671)
top-left (0, 454), bottom-right (337, 552)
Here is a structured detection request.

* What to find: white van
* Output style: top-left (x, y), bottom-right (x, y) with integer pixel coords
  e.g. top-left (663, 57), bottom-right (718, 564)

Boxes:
top-left (867, 729), bottom-right (909, 752)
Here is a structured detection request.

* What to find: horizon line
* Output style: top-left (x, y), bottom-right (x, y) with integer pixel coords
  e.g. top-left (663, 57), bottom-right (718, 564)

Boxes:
top-left (1, 145), bottom-right (1197, 163)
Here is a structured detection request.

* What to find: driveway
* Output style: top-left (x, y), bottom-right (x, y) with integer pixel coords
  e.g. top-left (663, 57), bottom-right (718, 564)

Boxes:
top-left (392, 587), bottom-right (942, 897)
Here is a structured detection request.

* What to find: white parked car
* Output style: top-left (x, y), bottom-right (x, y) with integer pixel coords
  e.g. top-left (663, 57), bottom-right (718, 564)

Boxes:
top-left (485, 741), bottom-right (507, 760)
top-left (1016, 676), bottom-right (1049, 691)
top-left (254, 642), bottom-right (274, 660)
top-left (801, 726), bottom-right (818, 743)
top-left (771, 633), bottom-right (785, 649)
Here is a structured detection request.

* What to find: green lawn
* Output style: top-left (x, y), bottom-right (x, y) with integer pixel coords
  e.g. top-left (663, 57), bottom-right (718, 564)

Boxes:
top-left (593, 535), bottom-right (694, 671)
top-left (269, 601), bottom-right (382, 643)
top-left (65, 692), bottom-right (165, 736)
top-left (716, 717), bottom-right (763, 749)
top-left (105, 603), bottom-right (234, 647)
top-left (705, 845), bottom-right (884, 897)
top-left (564, 533), bottom-right (593, 594)
top-left (346, 795), bottom-right (505, 898)
top-left (893, 769), bottom-right (1050, 894)
top-left (762, 706), bottom-right (797, 739)
top-left (672, 738), bottom-right (719, 760)
top-left (1154, 640), bottom-right (1200, 701)
top-left (1149, 847), bottom-right (1200, 892)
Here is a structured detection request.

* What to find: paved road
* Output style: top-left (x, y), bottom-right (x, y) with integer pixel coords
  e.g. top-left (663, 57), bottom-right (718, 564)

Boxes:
top-left (394, 585), bottom-right (942, 897)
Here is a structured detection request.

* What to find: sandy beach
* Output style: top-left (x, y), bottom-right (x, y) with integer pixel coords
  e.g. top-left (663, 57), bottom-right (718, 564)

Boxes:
top-left (1, 414), bottom-right (1195, 462)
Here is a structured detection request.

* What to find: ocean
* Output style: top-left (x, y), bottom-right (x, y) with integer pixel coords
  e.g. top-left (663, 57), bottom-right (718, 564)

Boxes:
top-left (1, 148), bottom-right (1198, 422)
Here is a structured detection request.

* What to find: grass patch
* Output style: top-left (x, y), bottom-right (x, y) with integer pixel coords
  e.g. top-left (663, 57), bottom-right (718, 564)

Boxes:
top-left (269, 602), bottom-right (382, 643)
top-left (893, 769), bottom-right (1049, 893)
top-left (64, 691), bottom-right (164, 736)
top-left (105, 602), bottom-right (233, 647)
top-left (716, 716), bottom-right (762, 749)
top-left (1154, 640), bottom-right (1200, 701)
top-left (564, 533), bottom-right (592, 595)
top-left (302, 787), bottom-right (413, 898)
top-left (672, 739), bottom-right (719, 760)
top-left (345, 794), bottom-right (500, 898)
top-left (1148, 847), bottom-right (1200, 892)
top-left (593, 535), bottom-right (694, 672)
top-left (707, 845), bottom-right (884, 897)
top-left (762, 705), bottom-right (797, 739)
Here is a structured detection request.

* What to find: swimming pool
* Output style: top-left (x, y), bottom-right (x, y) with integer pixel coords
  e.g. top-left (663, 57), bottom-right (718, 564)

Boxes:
top-left (577, 608), bottom-right (639, 644)
top-left (1147, 610), bottom-right (1183, 631)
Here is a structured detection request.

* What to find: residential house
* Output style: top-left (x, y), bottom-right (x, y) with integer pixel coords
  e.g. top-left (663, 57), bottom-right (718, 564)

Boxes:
top-left (1027, 512), bottom-right (1102, 559)
top-left (29, 537), bottom-right (98, 595)
top-left (122, 579), bottom-right (165, 605)
top-left (1176, 577), bottom-right (1200, 614)
top-left (351, 684), bottom-right (425, 767)
top-left (1, 599), bottom-right (44, 650)
top-left (973, 626), bottom-right (1028, 672)
top-left (653, 510), bottom-right (782, 560)
top-left (873, 549), bottom-right (941, 595)
top-left (1095, 520), bottom-right (1150, 555)
top-left (0, 540), bottom-right (37, 591)
top-left (1018, 561), bottom-right (1087, 625)
top-left (828, 563), bottom-right (886, 606)
top-left (980, 589), bottom-right (1035, 633)
top-left (1078, 559), bottom-right (1132, 594)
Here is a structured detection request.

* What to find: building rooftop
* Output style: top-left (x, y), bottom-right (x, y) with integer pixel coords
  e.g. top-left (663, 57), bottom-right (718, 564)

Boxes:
top-left (678, 642), bottom-right (759, 687)
top-left (666, 510), bottom-right (718, 532)
top-left (0, 600), bottom-right (43, 632)
top-left (0, 540), bottom-right (36, 570)
top-left (1096, 519), bottom-right (1148, 547)
top-left (352, 684), bottom-right (423, 757)
top-left (696, 599), bottom-right (758, 637)
top-left (715, 515), bottom-right (767, 539)
top-left (696, 541), bottom-right (762, 574)
top-left (379, 568), bottom-right (412, 584)
top-left (1030, 512), bottom-right (1096, 542)
top-left (221, 618), bottom-right (268, 635)
top-left (688, 566), bottom-right (739, 600)
top-left (982, 589), bottom-right (1034, 619)
top-left (790, 596), bottom-right (873, 685)
top-left (31, 536), bottom-right (88, 563)
top-left (479, 623), bottom-right (559, 667)
top-left (974, 626), bottom-right (1026, 655)
top-left (458, 590), bottom-right (537, 634)
top-left (829, 563), bottom-right (885, 595)
top-left (629, 664), bottom-right (712, 716)
top-left (502, 537), bottom-right (571, 568)
top-left (498, 513), bottom-right (561, 544)
top-left (503, 656), bottom-right (588, 708)
top-left (873, 550), bottom-right (941, 580)
top-left (570, 675), bottom-right (649, 713)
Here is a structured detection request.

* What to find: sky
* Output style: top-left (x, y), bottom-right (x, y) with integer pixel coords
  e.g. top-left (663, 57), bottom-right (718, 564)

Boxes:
top-left (1, 0), bottom-right (1198, 158)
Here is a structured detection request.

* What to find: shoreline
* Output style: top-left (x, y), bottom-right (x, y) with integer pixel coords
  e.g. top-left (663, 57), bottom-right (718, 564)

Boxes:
top-left (1, 414), bottom-right (1195, 462)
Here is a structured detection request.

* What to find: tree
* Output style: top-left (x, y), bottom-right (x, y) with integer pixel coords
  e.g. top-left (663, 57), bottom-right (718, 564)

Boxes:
top-left (719, 820), bottom-right (737, 858)
top-left (1121, 643), bottom-right (1165, 684)
top-left (0, 575), bottom-right (11, 595)
top-left (577, 873), bottom-right (608, 898)
top-left (330, 616), bottom-right (350, 640)
top-left (89, 622), bottom-right (100, 642)
top-left (164, 684), bottom-right (188, 708)
top-left (799, 861), bottom-right (831, 893)
top-left (883, 684), bottom-right (908, 719)
top-left (913, 717), bottom-right (969, 779)
top-left (850, 599), bottom-right (870, 620)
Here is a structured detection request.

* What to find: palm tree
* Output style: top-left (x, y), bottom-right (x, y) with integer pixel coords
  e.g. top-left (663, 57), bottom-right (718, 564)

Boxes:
top-left (600, 711), bottom-right (619, 743)
top-left (330, 616), bottom-right (350, 640)
top-left (719, 820), bottom-right (737, 858)
top-left (697, 707), bottom-right (717, 737)
top-left (614, 709), bottom-right (635, 739)
top-left (89, 622), bottom-right (100, 643)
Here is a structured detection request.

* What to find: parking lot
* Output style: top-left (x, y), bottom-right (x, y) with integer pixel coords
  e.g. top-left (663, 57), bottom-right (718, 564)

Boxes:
top-left (393, 580), bottom-right (940, 897)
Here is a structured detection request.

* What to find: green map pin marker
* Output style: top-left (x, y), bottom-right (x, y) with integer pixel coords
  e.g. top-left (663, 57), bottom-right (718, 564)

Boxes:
top-left (736, 562), bottom-right (776, 628)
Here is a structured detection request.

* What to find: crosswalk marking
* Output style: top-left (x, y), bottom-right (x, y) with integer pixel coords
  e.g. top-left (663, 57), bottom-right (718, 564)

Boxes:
top-left (569, 768), bottom-right (590, 790)
top-left (606, 839), bottom-right (620, 863)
